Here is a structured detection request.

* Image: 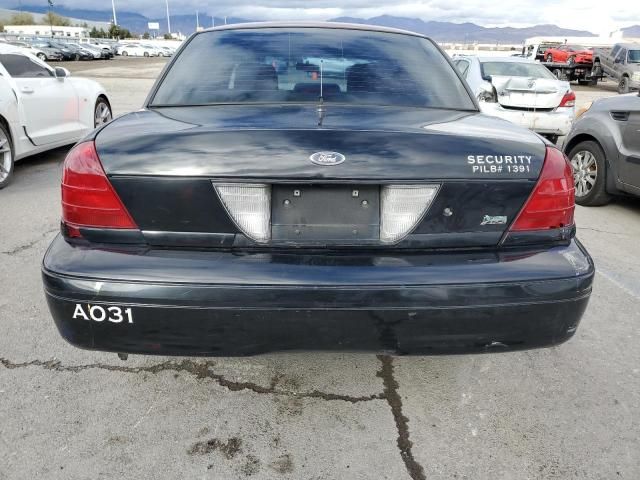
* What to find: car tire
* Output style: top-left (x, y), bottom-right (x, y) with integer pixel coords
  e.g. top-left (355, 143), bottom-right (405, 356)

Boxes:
top-left (546, 54), bottom-right (553, 63)
top-left (74, 53), bottom-right (81, 61)
top-left (0, 122), bottom-right (15, 189)
top-left (36, 53), bottom-right (47, 61)
top-left (567, 141), bottom-right (612, 206)
top-left (568, 56), bottom-right (576, 66)
top-left (122, 51), bottom-right (128, 56)
top-left (618, 76), bottom-right (630, 94)
top-left (94, 96), bottom-right (113, 128)
top-left (144, 51), bottom-right (149, 57)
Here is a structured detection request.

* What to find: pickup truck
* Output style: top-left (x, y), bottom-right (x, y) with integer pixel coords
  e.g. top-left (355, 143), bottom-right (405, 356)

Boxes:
top-left (593, 43), bottom-right (640, 93)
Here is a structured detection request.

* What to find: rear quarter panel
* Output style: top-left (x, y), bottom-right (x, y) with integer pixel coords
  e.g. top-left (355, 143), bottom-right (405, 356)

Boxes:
top-left (68, 78), bottom-right (108, 131)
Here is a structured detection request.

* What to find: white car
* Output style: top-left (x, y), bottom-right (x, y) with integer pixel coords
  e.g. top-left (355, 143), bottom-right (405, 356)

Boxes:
top-left (116, 44), bottom-right (156, 57)
top-left (0, 46), bottom-right (112, 188)
top-left (453, 56), bottom-right (576, 143)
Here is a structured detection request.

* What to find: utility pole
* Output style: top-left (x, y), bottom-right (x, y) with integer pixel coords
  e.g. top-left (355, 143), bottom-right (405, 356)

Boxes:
top-left (111, 0), bottom-right (118, 26)
top-left (196, 11), bottom-right (200, 31)
top-left (48, 0), bottom-right (54, 37)
top-left (165, 0), bottom-right (171, 34)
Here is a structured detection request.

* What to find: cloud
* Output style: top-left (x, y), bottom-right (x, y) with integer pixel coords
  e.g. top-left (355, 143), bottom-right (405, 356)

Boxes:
top-left (2, 0), bottom-right (638, 34)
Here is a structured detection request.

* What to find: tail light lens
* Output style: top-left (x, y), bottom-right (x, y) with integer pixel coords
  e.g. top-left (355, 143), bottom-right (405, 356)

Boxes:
top-left (559, 90), bottom-right (576, 108)
top-left (380, 185), bottom-right (439, 244)
top-left (510, 147), bottom-right (574, 232)
top-left (214, 183), bottom-right (271, 243)
top-left (62, 141), bottom-right (137, 235)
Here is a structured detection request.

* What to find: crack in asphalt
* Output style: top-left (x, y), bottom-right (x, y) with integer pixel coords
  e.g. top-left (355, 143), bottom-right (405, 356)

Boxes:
top-left (377, 355), bottom-right (426, 480)
top-left (1, 355), bottom-right (425, 479)
top-left (578, 226), bottom-right (635, 237)
top-left (0, 228), bottom-right (59, 256)
top-left (0, 357), bottom-right (384, 404)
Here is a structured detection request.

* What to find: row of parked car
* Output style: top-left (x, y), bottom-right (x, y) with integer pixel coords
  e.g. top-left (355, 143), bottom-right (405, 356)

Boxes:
top-left (0, 38), bottom-right (177, 61)
top-left (451, 53), bottom-right (640, 206)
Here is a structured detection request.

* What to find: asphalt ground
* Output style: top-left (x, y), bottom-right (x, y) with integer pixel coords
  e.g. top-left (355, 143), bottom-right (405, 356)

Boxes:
top-left (0, 56), bottom-right (638, 480)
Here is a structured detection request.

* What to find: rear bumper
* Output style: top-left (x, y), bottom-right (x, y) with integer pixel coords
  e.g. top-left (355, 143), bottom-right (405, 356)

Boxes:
top-left (481, 104), bottom-right (574, 136)
top-left (42, 235), bottom-right (594, 356)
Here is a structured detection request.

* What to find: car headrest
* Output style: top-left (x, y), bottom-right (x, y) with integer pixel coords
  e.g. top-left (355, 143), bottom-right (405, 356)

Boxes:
top-left (346, 63), bottom-right (377, 93)
top-left (293, 83), bottom-right (341, 96)
top-left (234, 63), bottom-right (278, 91)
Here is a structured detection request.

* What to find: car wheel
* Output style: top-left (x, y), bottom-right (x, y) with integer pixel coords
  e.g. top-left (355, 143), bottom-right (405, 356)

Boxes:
top-left (618, 76), bottom-right (630, 94)
top-left (568, 56), bottom-right (576, 66)
top-left (36, 52), bottom-right (47, 61)
top-left (546, 54), bottom-right (553, 63)
top-left (122, 51), bottom-right (128, 56)
top-left (0, 123), bottom-right (14, 189)
top-left (94, 97), bottom-right (113, 128)
top-left (74, 53), bottom-right (81, 61)
top-left (568, 141), bottom-right (611, 206)
top-left (144, 51), bottom-right (150, 57)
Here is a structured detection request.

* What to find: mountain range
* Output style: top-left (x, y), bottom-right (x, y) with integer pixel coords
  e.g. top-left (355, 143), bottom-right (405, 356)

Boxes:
top-left (7, 5), bottom-right (640, 43)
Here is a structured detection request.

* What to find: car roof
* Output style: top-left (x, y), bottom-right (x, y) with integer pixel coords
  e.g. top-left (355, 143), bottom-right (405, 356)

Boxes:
top-left (459, 56), bottom-right (543, 64)
top-left (616, 43), bottom-right (640, 49)
top-left (200, 21), bottom-right (429, 39)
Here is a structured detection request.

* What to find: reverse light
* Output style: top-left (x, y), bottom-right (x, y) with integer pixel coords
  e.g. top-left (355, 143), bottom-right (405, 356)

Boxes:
top-left (214, 183), bottom-right (271, 243)
top-left (380, 185), bottom-right (439, 244)
top-left (510, 147), bottom-right (574, 232)
top-left (559, 90), bottom-right (576, 108)
top-left (62, 141), bottom-right (137, 234)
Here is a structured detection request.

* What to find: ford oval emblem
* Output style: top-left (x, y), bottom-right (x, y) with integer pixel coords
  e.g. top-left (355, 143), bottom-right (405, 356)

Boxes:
top-left (310, 152), bottom-right (345, 166)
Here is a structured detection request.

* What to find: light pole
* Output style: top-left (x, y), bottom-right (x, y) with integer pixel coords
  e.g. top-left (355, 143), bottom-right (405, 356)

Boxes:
top-left (111, 0), bottom-right (117, 26)
top-left (165, 0), bottom-right (171, 35)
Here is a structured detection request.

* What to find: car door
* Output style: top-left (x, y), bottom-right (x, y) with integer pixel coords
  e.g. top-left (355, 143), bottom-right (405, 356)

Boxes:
top-left (0, 53), bottom-right (82, 146)
top-left (604, 45), bottom-right (620, 74)
top-left (614, 48), bottom-right (627, 78)
top-left (619, 106), bottom-right (640, 189)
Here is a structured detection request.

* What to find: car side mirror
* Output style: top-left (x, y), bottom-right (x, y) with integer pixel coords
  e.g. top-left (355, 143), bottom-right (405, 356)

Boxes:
top-left (54, 67), bottom-right (70, 79)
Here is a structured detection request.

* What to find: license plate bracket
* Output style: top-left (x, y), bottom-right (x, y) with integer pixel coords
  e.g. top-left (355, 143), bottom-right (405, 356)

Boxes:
top-left (271, 185), bottom-right (380, 244)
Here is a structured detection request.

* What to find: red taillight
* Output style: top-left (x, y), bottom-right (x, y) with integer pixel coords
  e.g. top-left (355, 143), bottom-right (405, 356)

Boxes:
top-left (559, 90), bottom-right (576, 108)
top-left (62, 141), bottom-right (137, 233)
top-left (510, 147), bottom-right (575, 232)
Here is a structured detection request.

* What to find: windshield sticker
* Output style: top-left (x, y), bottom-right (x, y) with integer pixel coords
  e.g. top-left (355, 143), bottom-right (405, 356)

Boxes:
top-left (467, 155), bottom-right (532, 174)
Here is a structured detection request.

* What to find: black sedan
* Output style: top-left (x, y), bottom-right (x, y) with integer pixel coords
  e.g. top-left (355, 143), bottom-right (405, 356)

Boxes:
top-left (564, 92), bottom-right (640, 205)
top-left (42, 23), bottom-right (593, 357)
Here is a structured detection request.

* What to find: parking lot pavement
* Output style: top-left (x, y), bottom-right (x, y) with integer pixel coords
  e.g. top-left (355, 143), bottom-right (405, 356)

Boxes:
top-left (1, 59), bottom-right (639, 480)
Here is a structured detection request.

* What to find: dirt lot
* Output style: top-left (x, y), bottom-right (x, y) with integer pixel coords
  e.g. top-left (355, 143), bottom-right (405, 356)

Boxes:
top-left (1, 56), bottom-right (639, 480)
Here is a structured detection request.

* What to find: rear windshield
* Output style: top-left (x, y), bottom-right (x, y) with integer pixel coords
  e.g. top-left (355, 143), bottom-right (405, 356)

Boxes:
top-left (150, 27), bottom-right (475, 110)
top-left (481, 61), bottom-right (556, 80)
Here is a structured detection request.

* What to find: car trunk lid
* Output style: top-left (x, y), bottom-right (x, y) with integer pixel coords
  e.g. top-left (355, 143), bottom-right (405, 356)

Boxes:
top-left (490, 75), bottom-right (568, 110)
top-left (94, 105), bottom-right (549, 248)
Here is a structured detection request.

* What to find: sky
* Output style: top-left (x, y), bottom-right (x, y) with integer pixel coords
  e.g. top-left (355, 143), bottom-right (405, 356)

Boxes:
top-left (3, 1), bottom-right (639, 35)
